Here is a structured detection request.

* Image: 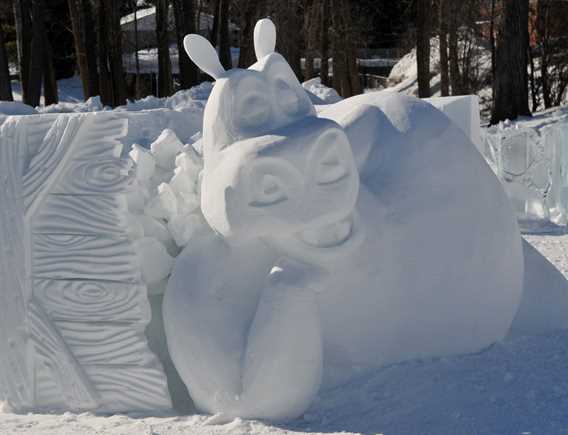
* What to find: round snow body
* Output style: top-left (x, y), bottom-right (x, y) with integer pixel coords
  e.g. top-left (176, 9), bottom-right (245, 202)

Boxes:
top-left (315, 91), bottom-right (524, 381)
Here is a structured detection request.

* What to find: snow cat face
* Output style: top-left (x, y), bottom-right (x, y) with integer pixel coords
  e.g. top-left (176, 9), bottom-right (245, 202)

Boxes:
top-left (184, 19), bottom-right (359, 243)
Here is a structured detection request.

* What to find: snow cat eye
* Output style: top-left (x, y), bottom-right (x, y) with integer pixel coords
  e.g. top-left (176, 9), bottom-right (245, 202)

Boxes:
top-left (315, 144), bottom-right (350, 185)
top-left (234, 76), bottom-right (271, 130)
top-left (307, 129), bottom-right (354, 187)
top-left (250, 174), bottom-right (289, 207)
top-left (245, 158), bottom-right (303, 208)
top-left (275, 79), bottom-right (301, 115)
top-left (239, 94), bottom-right (271, 128)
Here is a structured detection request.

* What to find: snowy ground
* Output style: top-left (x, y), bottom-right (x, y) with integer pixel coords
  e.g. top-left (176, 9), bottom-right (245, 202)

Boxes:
top-left (0, 233), bottom-right (567, 434)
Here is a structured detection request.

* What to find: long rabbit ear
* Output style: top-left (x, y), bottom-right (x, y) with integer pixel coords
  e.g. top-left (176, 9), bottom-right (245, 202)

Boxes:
top-left (254, 18), bottom-right (276, 61)
top-left (183, 34), bottom-right (225, 80)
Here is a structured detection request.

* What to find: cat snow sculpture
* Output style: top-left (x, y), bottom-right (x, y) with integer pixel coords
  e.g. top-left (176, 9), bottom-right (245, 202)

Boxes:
top-left (164, 19), bottom-right (524, 421)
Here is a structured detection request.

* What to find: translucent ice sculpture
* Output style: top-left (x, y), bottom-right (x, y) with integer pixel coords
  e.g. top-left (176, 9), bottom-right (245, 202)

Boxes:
top-left (164, 19), bottom-right (525, 421)
top-left (484, 121), bottom-right (568, 229)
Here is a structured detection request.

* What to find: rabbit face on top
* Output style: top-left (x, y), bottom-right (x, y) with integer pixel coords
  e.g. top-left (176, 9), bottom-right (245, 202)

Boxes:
top-left (185, 19), bottom-right (359, 243)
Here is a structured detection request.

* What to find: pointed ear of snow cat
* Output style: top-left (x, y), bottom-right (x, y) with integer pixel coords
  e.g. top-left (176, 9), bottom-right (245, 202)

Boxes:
top-left (254, 18), bottom-right (276, 61)
top-left (183, 34), bottom-right (226, 79)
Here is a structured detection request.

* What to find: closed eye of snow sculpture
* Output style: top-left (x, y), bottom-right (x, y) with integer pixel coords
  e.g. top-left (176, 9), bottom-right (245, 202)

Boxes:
top-left (164, 19), bottom-right (526, 421)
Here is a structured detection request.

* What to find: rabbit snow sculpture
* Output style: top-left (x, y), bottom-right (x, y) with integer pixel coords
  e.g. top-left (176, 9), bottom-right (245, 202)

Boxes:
top-left (164, 19), bottom-right (524, 421)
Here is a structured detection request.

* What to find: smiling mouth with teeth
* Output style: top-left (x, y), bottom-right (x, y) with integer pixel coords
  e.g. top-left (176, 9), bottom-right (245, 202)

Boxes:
top-left (297, 215), bottom-right (354, 249)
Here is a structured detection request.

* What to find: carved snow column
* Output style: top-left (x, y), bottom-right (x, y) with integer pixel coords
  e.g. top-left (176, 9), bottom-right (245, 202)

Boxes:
top-left (0, 113), bottom-right (172, 412)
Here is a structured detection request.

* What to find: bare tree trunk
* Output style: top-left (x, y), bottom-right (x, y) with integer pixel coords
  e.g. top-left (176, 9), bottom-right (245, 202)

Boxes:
top-left (210, 0), bottom-right (219, 45)
top-left (156, 0), bottom-right (173, 96)
top-left (330, 0), bottom-right (360, 97)
top-left (132, 0), bottom-right (142, 98)
top-left (173, 0), bottom-right (199, 88)
top-left (439, 0), bottom-right (449, 96)
top-left (416, 0), bottom-right (431, 98)
top-left (217, 0), bottom-right (232, 70)
top-left (28, 0), bottom-right (47, 107)
top-left (0, 17), bottom-right (13, 101)
top-left (331, 37), bottom-right (346, 95)
top-left (274, 0), bottom-right (302, 79)
top-left (196, 0), bottom-right (204, 33)
top-left (107, 0), bottom-right (126, 105)
top-left (43, 37), bottom-right (58, 105)
top-left (237, 0), bottom-right (264, 68)
top-left (448, 0), bottom-right (461, 95)
top-left (330, 0), bottom-right (344, 95)
top-left (528, 42), bottom-right (539, 112)
top-left (320, 0), bottom-right (330, 86)
top-left (68, 0), bottom-right (90, 98)
top-left (341, 0), bottom-right (360, 95)
top-left (527, 0), bottom-right (539, 111)
top-left (489, 0), bottom-right (496, 80)
top-left (84, 0), bottom-right (99, 97)
top-left (64, 0), bottom-right (99, 98)
top-left (282, 0), bottom-right (302, 79)
top-left (490, 0), bottom-right (531, 124)
top-left (14, 0), bottom-right (32, 104)
top-left (538, 0), bottom-right (551, 108)
top-left (303, 0), bottom-right (318, 79)
top-left (237, 0), bottom-right (254, 68)
top-left (95, 0), bottom-right (113, 106)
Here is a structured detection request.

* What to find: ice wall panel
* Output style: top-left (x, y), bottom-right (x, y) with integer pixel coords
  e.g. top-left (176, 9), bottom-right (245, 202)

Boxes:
top-left (483, 120), bottom-right (568, 229)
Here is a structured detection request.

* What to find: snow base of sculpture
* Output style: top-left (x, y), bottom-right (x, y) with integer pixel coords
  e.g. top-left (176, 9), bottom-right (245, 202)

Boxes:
top-left (0, 112), bottom-right (171, 413)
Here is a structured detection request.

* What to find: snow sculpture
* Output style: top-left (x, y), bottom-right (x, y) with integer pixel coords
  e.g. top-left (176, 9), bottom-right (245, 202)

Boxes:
top-left (164, 19), bottom-right (524, 421)
top-left (0, 113), bottom-right (171, 412)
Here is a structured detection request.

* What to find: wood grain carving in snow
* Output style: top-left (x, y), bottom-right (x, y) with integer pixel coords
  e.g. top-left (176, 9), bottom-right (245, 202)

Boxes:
top-left (0, 113), bottom-right (171, 413)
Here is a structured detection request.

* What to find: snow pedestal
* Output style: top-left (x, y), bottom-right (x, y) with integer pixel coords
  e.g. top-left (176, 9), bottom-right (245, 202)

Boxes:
top-left (484, 121), bottom-right (568, 230)
top-left (0, 113), bottom-right (172, 413)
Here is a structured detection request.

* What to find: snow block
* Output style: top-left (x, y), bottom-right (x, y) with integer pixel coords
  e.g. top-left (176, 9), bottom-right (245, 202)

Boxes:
top-left (130, 144), bottom-right (156, 181)
top-left (0, 113), bottom-right (171, 413)
top-left (150, 129), bottom-right (184, 171)
top-left (424, 95), bottom-right (482, 152)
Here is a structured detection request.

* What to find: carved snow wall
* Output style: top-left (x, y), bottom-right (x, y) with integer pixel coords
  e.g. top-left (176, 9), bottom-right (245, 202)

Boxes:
top-left (0, 112), bottom-right (172, 413)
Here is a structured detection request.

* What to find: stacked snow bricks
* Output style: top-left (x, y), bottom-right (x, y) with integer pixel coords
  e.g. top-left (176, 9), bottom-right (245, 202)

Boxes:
top-left (0, 113), bottom-right (171, 412)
